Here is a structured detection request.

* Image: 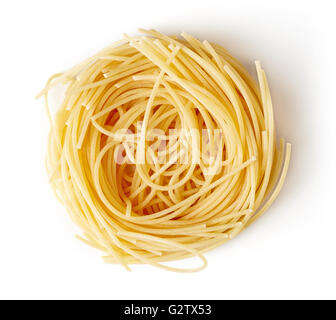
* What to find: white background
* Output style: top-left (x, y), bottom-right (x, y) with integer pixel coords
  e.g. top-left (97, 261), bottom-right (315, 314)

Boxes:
top-left (0, 0), bottom-right (335, 300)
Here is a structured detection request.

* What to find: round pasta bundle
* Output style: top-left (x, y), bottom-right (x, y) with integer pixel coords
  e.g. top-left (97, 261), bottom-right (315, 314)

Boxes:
top-left (38, 29), bottom-right (291, 272)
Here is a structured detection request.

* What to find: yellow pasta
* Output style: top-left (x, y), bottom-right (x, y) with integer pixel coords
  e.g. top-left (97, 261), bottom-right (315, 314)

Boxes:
top-left (38, 29), bottom-right (291, 272)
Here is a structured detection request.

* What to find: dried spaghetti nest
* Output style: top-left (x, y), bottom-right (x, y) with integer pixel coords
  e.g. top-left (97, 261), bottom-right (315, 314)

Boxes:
top-left (38, 29), bottom-right (291, 272)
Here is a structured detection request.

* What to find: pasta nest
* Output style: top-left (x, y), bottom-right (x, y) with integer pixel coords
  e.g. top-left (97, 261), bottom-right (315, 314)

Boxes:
top-left (38, 29), bottom-right (291, 272)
